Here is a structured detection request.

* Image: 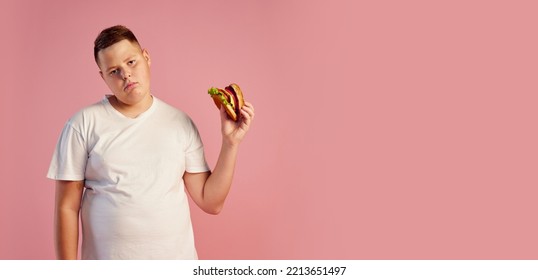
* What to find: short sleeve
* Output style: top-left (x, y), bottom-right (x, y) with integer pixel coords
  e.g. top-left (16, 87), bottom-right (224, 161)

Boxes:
top-left (184, 118), bottom-right (210, 173)
top-left (46, 121), bottom-right (88, 181)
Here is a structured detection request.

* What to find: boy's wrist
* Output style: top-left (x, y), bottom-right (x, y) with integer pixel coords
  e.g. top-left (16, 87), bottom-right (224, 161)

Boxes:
top-left (222, 139), bottom-right (240, 150)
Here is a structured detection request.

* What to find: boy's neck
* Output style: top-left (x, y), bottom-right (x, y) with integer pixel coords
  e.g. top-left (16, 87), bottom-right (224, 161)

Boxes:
top-left (108, 94), bottom-right (153, 119)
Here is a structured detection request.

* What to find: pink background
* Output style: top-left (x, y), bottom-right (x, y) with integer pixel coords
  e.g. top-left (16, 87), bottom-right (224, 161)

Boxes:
top-left (1, 0), bottom-right (537, 259)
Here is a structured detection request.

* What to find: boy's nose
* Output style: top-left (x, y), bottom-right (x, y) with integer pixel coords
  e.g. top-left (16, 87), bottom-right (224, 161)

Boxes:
top-left (122, 72), bottom-right (131, 80)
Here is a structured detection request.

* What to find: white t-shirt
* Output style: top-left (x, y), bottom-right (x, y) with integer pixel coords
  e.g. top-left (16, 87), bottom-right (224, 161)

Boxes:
top-left (47, 95), bottom-right (210, 259)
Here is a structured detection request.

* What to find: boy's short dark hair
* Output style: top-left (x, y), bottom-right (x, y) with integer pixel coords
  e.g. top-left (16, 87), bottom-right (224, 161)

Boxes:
top-left (94, 25), bottom-right (140, 65)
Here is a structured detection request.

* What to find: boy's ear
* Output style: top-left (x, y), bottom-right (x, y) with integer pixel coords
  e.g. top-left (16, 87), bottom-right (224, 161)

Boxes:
top-left (142, 49), bottom-right (151, 66)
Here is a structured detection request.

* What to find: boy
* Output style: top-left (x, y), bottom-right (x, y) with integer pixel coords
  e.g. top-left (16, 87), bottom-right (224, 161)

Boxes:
top-left (47, 25), bottom-right (255, 259)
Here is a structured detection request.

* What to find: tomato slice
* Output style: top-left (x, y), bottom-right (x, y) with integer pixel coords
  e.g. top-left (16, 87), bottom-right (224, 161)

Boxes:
top-left (225, 86), bottom-right (239, 114)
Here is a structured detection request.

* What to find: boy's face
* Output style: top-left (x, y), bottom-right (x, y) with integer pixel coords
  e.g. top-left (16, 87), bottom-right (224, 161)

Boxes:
top-left (97, 39), bottom-right (151, 106)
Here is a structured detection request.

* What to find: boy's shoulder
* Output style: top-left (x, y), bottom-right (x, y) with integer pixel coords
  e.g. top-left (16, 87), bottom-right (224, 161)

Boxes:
top-left (154, 96), bottom-right (192, 121)
top-left (67, 97), bottom-right (108, 124)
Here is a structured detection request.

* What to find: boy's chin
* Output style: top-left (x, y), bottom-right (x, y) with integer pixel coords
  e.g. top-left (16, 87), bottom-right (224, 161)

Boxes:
top-left (118, 91), bottom-right (150, 104)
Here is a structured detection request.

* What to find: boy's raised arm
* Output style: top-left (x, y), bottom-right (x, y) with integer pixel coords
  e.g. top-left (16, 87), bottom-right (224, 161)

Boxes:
top-left (184, 101), bottom-right (255, 214)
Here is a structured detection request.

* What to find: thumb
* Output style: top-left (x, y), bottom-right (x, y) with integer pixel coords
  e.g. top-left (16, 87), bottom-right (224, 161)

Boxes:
top-left (219, 104), bottom-right (228, 120)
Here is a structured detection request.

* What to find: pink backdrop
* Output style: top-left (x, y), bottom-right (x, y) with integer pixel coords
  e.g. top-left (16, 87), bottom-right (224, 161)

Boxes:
top-left (1, 0), bottom-right (537, 259)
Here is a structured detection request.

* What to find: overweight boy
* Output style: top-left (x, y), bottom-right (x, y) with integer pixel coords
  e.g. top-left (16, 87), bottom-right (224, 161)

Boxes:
top-left (47, 25), bottom-right (255, 259)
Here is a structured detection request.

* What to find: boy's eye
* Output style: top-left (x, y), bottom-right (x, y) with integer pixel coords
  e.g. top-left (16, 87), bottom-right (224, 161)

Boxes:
top-left (128, 60), bottom-right (135, 65)
top-left (109, 69), bottom-right (118, 75)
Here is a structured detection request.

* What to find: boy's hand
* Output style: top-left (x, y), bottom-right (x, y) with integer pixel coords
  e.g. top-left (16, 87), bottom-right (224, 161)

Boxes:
top-left (220, 101), bottom-right (255, 146)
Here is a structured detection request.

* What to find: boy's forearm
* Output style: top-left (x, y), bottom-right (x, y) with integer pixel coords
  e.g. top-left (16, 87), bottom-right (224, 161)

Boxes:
top-left (203, 142), bottom-right (240, 212)
top-left (54, 208), bottom-right (80, 260)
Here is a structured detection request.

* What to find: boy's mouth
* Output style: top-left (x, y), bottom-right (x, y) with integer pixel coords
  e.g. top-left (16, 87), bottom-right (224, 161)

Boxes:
top-left (124, 82), bottom-right (138, 91)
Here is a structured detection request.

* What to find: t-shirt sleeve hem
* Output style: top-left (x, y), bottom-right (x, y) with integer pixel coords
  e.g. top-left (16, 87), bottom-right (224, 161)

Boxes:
top-left (185, 165), bottom-right (211, 174)
top-left (46, 173), bottom-right (85, 181)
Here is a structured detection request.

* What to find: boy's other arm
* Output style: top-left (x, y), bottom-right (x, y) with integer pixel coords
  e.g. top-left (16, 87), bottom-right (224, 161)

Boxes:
top-left (54, 180), bottom-right (84, 260)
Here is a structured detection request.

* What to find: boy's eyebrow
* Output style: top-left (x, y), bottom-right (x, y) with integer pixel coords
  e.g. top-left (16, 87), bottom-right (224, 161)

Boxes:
top-left (105, 65), bottom-right (117, 73)
top-left (105, 55), bottom-right (138, 72)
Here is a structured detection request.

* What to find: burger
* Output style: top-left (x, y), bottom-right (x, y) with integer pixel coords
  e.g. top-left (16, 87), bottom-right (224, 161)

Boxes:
top-left (207, 83), bottom-right (245, 121)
